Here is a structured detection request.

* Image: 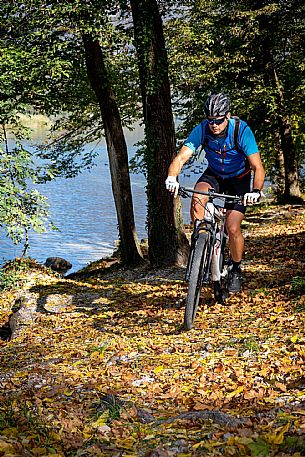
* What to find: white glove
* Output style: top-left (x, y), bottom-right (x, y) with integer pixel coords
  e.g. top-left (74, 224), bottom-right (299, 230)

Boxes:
top-left (165, 175), bottom-right (179, 198)
top-left (243, 189), bottom-right (261, 206)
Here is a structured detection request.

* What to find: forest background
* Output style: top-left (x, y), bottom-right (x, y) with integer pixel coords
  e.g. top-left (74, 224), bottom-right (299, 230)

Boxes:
top-left (1, 2), bottom-right (305, 456)
top-left (0, 0), bottom-right (304, 268)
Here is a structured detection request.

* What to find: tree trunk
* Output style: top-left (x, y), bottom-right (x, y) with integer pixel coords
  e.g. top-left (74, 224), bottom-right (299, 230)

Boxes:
top-left (277, 114), bottom-right (301, 199)
top-left (272, 66), bottom-right (301, 199)
top-left (82, 34), bottom-right (143, 265)
top-left (252, 0), bottom-right (301, 201)
top-left (273, 131), bottom-right (285, 195)
top-left (130, 0), bottom-right (189, 266)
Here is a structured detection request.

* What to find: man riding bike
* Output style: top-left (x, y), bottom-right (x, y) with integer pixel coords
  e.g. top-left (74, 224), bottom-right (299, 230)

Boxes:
top-left (166, 92), bottom-right (265, 293)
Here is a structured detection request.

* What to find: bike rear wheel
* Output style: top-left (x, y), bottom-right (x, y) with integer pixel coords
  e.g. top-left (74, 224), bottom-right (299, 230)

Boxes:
top-left (184, 232), bottom-right (210, 330)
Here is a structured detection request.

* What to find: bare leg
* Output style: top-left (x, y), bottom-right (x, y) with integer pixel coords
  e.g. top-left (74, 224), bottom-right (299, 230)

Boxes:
top-left (225, 209), bottom-right (245, 262)
top-left (190, 182), bottom-right (212, 222)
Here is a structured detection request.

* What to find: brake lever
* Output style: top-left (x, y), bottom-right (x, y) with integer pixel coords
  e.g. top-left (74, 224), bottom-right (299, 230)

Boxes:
top-left (178, 188), bottom-right (190, 198)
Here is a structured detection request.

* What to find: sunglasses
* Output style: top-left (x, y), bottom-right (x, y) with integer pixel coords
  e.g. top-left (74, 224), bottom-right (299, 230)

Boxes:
top-left (207, 116), bottom-right (226, 125)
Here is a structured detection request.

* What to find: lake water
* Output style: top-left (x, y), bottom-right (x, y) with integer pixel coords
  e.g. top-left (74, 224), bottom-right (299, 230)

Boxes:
top-left (1, 129), bottom-right (198, 273)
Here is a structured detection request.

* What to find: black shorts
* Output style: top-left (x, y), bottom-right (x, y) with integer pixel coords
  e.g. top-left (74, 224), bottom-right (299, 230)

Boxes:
top-left (196, 168), bottom-right (251, 214)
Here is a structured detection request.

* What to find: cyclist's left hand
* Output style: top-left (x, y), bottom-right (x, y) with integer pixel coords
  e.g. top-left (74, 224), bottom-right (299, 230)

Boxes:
top-left (243, 190), bottom-right (261, 206)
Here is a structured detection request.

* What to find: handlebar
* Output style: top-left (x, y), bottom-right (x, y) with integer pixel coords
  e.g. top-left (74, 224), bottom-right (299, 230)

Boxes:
top-left (179, 186), bottom-right (243, 204)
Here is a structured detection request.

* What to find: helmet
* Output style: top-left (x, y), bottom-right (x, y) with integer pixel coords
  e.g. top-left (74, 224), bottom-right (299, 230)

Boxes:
top-left (204, 93), bottom-right (230, 117)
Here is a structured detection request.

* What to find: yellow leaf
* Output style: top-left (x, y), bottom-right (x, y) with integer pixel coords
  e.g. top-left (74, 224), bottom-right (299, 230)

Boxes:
top-left (91, 410), bottom-right (109, 428)
top-left (291, 335), bottom-right (299, 343)
top-left (154, 365), bottom-right (164, 374)
top-left (266, 422), bottom-right (290, 444)
top-left (0, 440), bottom-right (15, 453)
top-left (274, 306), bottom-right (285, 313)
top-left (236, 437), bottom-right (253, 446)
top-left (227, 436), bottom-right (235, 445)
top-left (31, 448), bottom-right (48, 456)
top-left (116, 436), bottom-right (136, 449)
top-left (193, 441), bottom-right (223, 449)
top-left (1, 427), bottom-right (18, 437)
top-left (275, 382), bottom-right (286, 392)
top-left (192, 441), bottom-right (206, 450)
top-left (274, 421), bottom-right (290, 434)
top-left (226, 385), bottom-right (244, 399)
top-left (90, 351), bottom-right (104, 360)
top-left (49, 432), bottom-right (61, 441)
top-left (63, 390), bottom-right (73, 396)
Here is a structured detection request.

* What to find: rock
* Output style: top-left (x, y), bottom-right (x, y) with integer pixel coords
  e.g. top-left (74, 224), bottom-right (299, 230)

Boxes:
top-left (45, 257), bottom-right (72, 273)
top-left (137, 408), bottom-right (155, 424)
top-left (9, 292), bottom-right (39, 339)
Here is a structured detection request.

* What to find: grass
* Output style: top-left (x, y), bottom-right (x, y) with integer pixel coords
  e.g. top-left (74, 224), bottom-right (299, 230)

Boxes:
top-left (95, 393), bottom-right (123, 423)
top-left (0, 259), bottom-right (28, 291)
top-left (291, 276), bottom-right (305, 296)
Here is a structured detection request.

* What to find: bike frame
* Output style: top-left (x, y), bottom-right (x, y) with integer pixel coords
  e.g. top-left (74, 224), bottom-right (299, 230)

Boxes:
top-left (180, 187), bottom-right (242, 285)
top-left (179, 187), bottom-right (243, 329)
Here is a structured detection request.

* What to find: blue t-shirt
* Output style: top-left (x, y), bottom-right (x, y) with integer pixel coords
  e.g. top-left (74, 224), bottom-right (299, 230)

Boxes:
top-left (184, 118), bottom-right (259, 178)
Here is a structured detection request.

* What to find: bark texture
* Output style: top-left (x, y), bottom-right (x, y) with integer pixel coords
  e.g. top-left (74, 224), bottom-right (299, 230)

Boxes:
top-left (83, 34), bottom-right (143, 265)
top-left (253, 0), bottom-right (301, 200)
top-left (130, 0), bottom-right (189, 266)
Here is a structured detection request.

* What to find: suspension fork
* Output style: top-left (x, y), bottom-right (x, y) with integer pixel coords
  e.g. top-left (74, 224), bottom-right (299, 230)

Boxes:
top-left (185, 221), bottom-right (201, 281)
top-left (201, 223), bottom-right (217, 283)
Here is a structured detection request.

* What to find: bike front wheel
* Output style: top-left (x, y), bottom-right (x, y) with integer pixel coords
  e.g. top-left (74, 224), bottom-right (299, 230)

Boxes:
top-left (184, 232), bottom-right (210, 330)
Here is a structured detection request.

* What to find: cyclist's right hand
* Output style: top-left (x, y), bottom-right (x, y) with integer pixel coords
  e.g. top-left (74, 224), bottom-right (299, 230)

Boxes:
top-left (165, 176), bottom-right (180, 198)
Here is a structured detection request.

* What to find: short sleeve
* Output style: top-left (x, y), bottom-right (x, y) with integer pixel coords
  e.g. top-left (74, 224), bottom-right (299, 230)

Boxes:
top-left (184, 123), bottom-right (204, 152)
top-left (239, 125), bottom-right (259, 156)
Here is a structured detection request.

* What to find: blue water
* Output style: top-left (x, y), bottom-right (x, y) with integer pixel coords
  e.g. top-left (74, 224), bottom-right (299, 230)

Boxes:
top-left (1, 135), bottom-right (200, 273)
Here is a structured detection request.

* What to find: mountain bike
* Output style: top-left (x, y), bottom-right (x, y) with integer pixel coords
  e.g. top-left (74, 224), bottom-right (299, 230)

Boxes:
top-left (179, 186), bottom-right (243, 330)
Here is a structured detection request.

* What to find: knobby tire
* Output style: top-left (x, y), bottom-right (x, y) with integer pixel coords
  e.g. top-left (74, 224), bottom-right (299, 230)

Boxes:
top-left (184, 232), bottom-right (210, 330)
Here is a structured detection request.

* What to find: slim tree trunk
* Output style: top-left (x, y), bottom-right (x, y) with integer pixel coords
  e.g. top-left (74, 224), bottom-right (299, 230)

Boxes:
top-left (252, 0), bottom-right (301, 201)
top-left (277, 114), bottom-right (300, 199)
top-left (130, 0), bottom-right (189, 266)
top-left (82, 34), bottom-right (143, 265)
top-left (272, 67), bottom-right (301, 199)
top-left (274, 131), bottom-right (285, 195)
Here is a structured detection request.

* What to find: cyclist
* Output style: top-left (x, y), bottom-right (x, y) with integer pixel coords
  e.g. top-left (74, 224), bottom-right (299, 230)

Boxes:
top-left (165, 92), bottom-right (265, 293)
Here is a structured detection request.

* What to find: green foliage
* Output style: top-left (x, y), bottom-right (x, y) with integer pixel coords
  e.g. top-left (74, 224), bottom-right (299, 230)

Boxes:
top-left (166, 0), bottom-right (305, 178)
top-left (291, 276), bottom-right (305, 296)
top-left (90, 342), bottom-right (109, 355)
top-left (96, 393), bottom-right (122, 423)
top-left (0, 141), bottom-right (52, 254)
top-left (0, 399), bottom-right (17, 428)
top-left (0, 258), bottom-right (31, 291)
top-left (129, 140), bottom-right (148, 176)
top-left (281, 434), bottom-right (305, 453)
top-left (0, 0), bottom-right (142, 178)
top-left (248, 437), bottom-right (270, 457)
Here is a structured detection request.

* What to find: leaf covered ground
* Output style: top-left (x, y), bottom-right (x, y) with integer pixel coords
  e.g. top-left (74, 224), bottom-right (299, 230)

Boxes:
top-left (0, 202), bottom-right (305, 457)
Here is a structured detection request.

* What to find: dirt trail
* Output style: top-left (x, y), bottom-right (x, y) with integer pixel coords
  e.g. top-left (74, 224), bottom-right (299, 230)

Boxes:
top-left (0, 203), bottom-right (304, 456)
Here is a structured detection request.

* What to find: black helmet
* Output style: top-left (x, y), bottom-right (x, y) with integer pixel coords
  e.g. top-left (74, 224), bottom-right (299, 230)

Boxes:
top-left (204, 93), bottom-right (230, 117)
